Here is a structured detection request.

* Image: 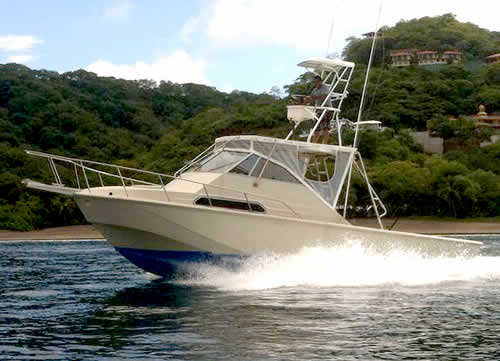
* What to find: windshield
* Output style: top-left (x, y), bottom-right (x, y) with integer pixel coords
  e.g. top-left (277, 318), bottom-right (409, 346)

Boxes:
top-left (230, 154), bottom-right (300, 184)
top-left (187, 151), bottom-right (248, 173)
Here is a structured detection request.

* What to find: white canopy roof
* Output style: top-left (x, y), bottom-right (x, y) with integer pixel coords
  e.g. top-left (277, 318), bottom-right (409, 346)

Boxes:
top-left (215, 135), bottom-right (356, 155)
top-left (298, 57), bottom-right (355, 72)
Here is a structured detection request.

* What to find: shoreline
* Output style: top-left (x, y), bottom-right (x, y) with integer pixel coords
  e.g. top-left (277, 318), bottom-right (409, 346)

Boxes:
top-left (0, 225), bottom-right (104, 241)
top-left (1, 218), bottom-right (500, 241)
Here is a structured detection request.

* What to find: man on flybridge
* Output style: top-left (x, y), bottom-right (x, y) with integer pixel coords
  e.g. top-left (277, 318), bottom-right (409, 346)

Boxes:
top-left (306, 75), bottom-right (332, 144)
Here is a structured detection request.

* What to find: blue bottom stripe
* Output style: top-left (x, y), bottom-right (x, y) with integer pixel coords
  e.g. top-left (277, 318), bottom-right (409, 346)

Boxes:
top-left (115, 247), bottom-right (241, 278)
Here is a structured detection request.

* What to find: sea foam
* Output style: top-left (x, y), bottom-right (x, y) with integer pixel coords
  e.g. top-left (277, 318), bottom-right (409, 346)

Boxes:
top-left (175, 243), bottom-right (500, 291)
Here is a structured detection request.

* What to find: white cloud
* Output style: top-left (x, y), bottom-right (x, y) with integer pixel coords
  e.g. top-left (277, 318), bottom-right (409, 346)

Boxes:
top-left (104, 0), bottom-right (135, 22)
top-left (380, 1), bottom-right (500, 32)
top-left (85, 50), bottom-right (209, 84)
top-left (7, 54), bottom-right (34, 64)
top-left (181, 18), bottom-right (200, 42)
top-left (0, 35), bottom-right (42, 52)
top-left (217, 83), bottom-right (235, 93)
top-left (201, 0), bottom-right (500, 54)
top-left (206, 0), bottom-right (335, 51)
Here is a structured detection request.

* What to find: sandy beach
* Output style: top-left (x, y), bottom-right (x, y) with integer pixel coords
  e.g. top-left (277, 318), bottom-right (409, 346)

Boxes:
top-left (0, 218), bottom-right (499, 241)
top-left (0, 225), bottom-right (104, 241)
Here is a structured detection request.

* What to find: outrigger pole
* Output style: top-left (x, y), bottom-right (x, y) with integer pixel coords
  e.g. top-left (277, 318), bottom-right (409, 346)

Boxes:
top-left (325, 14), bottom-right (335, 57)
top-left (344, 1), bottom-right (384, 228)
top-left (353, 1), bottom-right (383, 147)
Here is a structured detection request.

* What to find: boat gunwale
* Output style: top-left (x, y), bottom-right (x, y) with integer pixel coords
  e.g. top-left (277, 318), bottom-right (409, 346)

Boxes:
top-left (72, 191), bottom-right (483, 247)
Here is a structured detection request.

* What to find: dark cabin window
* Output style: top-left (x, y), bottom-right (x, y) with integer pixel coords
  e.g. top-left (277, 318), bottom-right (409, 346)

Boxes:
top-left (250, 158), bottom-right (300, 183)
top-left (230, 155), bottom-right (300, 184)
top-left (195, 197), bottom-right (265, 213)
top-left (230, 154), bottom-right (259, 175)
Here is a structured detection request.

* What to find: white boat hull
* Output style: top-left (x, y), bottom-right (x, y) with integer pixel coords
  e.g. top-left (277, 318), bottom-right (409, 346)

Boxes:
top-left (73, 193), bottom-right (481, 276)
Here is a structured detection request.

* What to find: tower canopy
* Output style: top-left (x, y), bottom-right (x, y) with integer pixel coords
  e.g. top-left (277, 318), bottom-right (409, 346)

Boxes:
top-left (297, 57), bottom-right (355, 72)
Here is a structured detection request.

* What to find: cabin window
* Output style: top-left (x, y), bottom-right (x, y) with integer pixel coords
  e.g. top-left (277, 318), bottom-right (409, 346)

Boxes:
top-left (193, 151), bottom-right (247, 173)
top-left (195, 197), bottom-right (265, 213)
top-left (251, 158), bottom-right (300, 184)
top-left (230, 154), bottom-right (259, 175)
top-left (230, 155), bottom-right (300, 184)
top-left (303, 155), bottom-right (335, 181)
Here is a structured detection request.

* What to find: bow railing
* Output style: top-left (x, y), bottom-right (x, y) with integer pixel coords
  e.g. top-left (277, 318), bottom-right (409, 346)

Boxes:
top-left (25, 150), bottom-right (303, 219)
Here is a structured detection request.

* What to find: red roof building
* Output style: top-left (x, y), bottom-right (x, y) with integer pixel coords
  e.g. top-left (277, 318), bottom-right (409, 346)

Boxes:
top-left (390, 49), bottom-right (415, 67)
top-left (442, 51), bottom-right (462, 63)
top-left (416, 50), bottom-right (440, 65)
top-left (486, 53), bottom-right (500, 64)
top-left (390, 49), bottom-right (462, 67)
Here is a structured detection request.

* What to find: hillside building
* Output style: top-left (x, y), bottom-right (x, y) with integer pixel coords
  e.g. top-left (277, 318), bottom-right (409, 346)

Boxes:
top-left (416, 51), bottom-right (439, 65)
top-left (410, 131), bottom-right (444, 153)
top-left (391, 49), bottom-right (462, 67)
top-left (472, 104), bottom-right (500, 129)
top-left (412, 105), bottom-right (500, 153)
top-left (442, 51), bottom-right (462, 62)
top-left (390, 49), bottom-right (415, 67)
top-left (486, 53), bottom-right (500, 64)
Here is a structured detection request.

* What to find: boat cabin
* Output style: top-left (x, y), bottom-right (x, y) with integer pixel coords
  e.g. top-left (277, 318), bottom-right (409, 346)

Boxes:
top-left (170, 135), bottom-right (355, 222)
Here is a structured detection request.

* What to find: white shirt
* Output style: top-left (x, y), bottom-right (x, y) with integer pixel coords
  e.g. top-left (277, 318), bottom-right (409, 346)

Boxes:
top-left (311, 84), bottom-right (332, 107)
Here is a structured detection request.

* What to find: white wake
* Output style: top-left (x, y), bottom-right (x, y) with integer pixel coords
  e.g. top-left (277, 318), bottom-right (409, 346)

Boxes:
top-left (175, 244), bottom-right (500, 291)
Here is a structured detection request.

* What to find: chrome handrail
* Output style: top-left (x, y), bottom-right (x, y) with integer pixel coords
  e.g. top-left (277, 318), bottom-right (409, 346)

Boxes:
top-left (173, 143), bottom-right (216, 177)
top-left (25, 150), bottom-right (303, 219)
top-left (353, 153), bottom-right (387, 228)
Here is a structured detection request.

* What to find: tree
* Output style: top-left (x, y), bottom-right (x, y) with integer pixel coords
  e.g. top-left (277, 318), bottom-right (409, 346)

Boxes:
top-left (268, 86), bottom-right (282, 99)
top-left (372, 161), bottom-right (432, 216)
top-left (483, 63), bottom-right (500, 85)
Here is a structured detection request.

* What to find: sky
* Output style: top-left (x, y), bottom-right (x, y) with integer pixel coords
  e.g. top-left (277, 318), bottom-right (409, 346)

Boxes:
top-left (0, 0), bottom-right (499, 94)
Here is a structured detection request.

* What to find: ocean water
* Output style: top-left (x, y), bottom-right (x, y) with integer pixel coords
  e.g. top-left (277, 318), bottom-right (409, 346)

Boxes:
top-left (1, 235), bottom-right (500, 360)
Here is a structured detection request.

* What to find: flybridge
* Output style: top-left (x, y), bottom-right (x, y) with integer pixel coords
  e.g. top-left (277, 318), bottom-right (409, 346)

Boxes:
top-left (284, 56), bottom-right (388, 227)
top-left (286, 57), bottom-right (355, 144)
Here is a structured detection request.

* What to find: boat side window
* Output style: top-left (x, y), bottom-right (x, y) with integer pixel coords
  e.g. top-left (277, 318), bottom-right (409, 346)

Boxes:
top-left (304, 155), bottom-right (335, 181)
top-left (196, 151), bottom-right (247, 173)
top-left (195, 197), bottom-right (265, 213)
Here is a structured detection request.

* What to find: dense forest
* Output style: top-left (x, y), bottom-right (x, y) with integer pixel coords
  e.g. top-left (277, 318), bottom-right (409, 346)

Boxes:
top-left (1, 14), bottom-right (500, 230)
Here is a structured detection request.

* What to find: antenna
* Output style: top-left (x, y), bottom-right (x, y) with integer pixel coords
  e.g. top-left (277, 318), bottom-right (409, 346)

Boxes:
top-left (353, 1), bottom-right (383, 147)
top-left (325, 15), bottom-right (335, 57)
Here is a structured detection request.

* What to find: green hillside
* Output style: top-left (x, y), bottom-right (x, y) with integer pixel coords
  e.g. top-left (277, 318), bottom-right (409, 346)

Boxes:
top-left (343, 13), bottom-right (500, 63)
top-left (0, 64), bottom-right (287, 230)
top-left (1, 14), bottom-right (500, 230)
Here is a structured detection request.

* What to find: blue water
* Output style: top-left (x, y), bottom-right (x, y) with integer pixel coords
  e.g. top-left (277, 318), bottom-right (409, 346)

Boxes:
top-left (1, 235), bottom-right (500, 360)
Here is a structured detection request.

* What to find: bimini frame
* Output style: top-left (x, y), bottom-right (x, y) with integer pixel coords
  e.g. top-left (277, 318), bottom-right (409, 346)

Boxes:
top-left (285, 56), bottom-right (387, 229)
top-left (285, 57), bottom-right (355, 145)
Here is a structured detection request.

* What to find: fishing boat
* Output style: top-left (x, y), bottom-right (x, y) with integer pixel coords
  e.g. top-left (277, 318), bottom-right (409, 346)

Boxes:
top-left (23, 56), bottom-right (482, 277)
